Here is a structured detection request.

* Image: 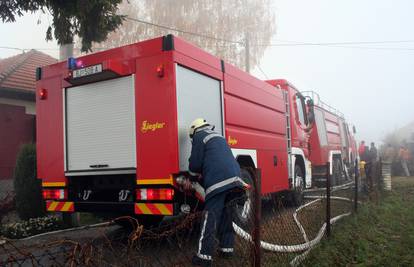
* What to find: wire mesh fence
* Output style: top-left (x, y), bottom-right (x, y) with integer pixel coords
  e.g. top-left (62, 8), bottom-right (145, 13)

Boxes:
top-left (0, 160), bottom-right (386, 267)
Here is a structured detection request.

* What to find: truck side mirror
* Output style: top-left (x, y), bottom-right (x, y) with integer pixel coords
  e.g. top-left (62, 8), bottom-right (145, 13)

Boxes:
top-left (353, 126), bottom-right (357, 134)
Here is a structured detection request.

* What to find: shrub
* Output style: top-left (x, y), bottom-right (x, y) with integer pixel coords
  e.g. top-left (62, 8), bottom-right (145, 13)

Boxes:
top-left (0, 216), bottom-right (62, 239)
top-left (13, 144), bottom-right (46, 220)
top-left (0, 193), bottom-right (15, 222)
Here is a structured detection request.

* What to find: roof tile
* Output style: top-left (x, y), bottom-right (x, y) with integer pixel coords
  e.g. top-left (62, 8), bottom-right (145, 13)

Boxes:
top-left (0, 50), bottom-right (57, 92)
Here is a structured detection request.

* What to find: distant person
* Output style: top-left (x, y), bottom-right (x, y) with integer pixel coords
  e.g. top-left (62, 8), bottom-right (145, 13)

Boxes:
top-left (361, 145), bottom-right (370, 162)
top-left (408, 133), bottom-right (414, 157)
top-left (383, 144), bottom-right (396, 163)
top-left (398, 145), bottom-right (411, 177)
top-left (358, 141), bottom-right (366, 160)
top-left (369, 142), bottom-right (378, 162)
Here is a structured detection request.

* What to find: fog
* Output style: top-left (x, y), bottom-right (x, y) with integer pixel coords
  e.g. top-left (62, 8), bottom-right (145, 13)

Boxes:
top-left (1, 0), bottom-right (413, 144)
top-left (251, 0), bottom-right (414, 144)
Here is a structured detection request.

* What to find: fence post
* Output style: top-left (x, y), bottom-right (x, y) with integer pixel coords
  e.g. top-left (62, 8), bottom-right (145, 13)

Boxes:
top-left (379, 158), bottom-right (383, 192)
top-left (326, 162), bottom-right (331, 238)
top-left (354, 158), bottom-right (359, 213)
top-left (252, 168), bottom-right (261, 267)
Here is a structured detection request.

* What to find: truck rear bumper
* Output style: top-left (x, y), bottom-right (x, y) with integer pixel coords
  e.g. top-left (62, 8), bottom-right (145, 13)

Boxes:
top-left (46, 201), bottom-right (174, 216)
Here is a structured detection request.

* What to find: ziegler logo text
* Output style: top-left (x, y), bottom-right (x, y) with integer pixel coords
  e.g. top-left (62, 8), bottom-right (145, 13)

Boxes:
top-left (141, 120), bottom-right (166, 133)
top-left (228, 136), bottom-right (238, 146)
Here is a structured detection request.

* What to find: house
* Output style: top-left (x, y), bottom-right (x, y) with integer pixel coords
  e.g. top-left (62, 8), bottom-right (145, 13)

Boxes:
top-left (0, 50), bottom-right (57, 185)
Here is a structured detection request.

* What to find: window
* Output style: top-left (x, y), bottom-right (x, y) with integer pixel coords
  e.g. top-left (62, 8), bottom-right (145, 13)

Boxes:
top-left (295, 94), bottom-right (308, 126)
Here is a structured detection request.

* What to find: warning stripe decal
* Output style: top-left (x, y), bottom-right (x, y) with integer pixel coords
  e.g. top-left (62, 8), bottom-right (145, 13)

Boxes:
top-left (42, 182), bottom-right (66, 187)
top-left (135, 203), bottom-right (173, 215)
top-left (46, 201), bottom-right (74, 212)
top-left (136, 176), bottom-right (173, 185)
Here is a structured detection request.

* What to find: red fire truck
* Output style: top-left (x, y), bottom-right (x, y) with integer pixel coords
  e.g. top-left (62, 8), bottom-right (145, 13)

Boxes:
top-left (35, 35), bottom-right (351, 225)
top-left (301, 90), bottom-right (357, 186)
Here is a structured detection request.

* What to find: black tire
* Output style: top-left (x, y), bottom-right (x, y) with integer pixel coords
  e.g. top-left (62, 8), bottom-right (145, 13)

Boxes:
top-left (232, 168), bottom-right (254, 228)
top-left (292, 164), bottom-right (305, 207)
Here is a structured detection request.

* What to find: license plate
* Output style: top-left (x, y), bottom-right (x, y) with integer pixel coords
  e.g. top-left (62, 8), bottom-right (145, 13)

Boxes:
top-left (72, 64), bottom-right (103, 78)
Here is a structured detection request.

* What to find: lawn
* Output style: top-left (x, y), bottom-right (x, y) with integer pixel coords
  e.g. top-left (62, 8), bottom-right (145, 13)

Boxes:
top-left (303, 177), bottom-right (414, 266)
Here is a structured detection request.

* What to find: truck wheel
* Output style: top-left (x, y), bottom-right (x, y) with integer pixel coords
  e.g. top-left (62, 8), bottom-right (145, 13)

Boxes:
top-left (292, 164), bottom-right (305, 207)
top-left (233, 168), bottom-right (254, 228)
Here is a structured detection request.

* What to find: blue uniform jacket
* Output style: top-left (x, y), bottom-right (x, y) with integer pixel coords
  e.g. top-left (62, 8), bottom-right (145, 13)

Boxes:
top-left (188, 127), bottom-right (243, 201)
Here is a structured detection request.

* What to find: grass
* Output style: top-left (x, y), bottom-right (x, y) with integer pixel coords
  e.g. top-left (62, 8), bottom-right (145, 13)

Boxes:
top-left (303, 177), bottom-right (414, 266)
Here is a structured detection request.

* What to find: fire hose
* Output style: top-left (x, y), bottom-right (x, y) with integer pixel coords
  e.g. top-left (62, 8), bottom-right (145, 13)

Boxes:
top-left (177, 176), bottom-right (353, 266)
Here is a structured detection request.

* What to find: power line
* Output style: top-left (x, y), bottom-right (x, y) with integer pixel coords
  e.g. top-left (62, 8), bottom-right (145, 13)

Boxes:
top-left (260, 43), bottom-right (414, 51)
top-left (126, 17), bottom-right (243, 45)
top-left (320, 45), bottom-right (414, 51)
top-left (257, 65), bottom-right (269, 79)
top-left (0, 46), bottom-right (59, 51)
top-left (259, 40), bottom-right (414, 47)
top-left (0, 46), bottom-right (24, 51)
top-left (124, 18), bottom-right (414, 52)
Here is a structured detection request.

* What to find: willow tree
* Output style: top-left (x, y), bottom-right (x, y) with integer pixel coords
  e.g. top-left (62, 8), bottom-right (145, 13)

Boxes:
top-left (81, 0), bottom-right (276, 70)
top-left (0, 0), bottom-right (125, 52)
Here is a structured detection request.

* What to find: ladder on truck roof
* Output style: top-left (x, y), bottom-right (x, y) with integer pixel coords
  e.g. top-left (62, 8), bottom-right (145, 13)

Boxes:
top-left (301, 91), bottom-right (344, 118)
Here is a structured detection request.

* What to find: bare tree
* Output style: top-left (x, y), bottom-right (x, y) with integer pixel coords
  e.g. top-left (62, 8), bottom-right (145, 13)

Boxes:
top-left (76, 0), bottom-right (276, 70)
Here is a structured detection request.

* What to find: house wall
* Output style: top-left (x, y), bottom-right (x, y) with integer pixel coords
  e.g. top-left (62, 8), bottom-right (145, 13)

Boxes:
top-left (0, 97), bottom-right (36, 115)
top-left (0, 103), bottom-right (35, 180)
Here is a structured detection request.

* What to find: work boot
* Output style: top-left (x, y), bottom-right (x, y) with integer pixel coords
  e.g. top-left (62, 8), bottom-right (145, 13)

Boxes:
top-left (191, 255), bottom-right (212, 267)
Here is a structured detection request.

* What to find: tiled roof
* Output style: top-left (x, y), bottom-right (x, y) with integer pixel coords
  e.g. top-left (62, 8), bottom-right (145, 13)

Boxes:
top-left (0, 50), bottom-right (57, 93)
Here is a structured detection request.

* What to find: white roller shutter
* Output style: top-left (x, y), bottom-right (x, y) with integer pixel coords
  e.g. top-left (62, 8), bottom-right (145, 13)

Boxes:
top-left (176, 65), bottom-right (223, 171)
top-left (65, 76), bottom-right (136, 173)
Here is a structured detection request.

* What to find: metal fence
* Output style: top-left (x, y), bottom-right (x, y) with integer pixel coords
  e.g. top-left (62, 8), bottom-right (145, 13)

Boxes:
top-left (0, 160), bottom-right (385, 267)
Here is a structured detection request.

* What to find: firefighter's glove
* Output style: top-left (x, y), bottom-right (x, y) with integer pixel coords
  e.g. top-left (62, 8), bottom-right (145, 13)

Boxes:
top-left (188, 171), bottom-right (201, 182)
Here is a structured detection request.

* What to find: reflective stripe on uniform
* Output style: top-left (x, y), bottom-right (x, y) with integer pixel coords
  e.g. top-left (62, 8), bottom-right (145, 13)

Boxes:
top-left (205, 176), bottom-right (246, 195)
top-left (198, 211), bottom-right (209, 256)
top-left (203, 133), bottom-right (224, 144)
top-left (196, 253), bottom-right (212, 261)
top-left (218, 248), bottom-right (234, 253)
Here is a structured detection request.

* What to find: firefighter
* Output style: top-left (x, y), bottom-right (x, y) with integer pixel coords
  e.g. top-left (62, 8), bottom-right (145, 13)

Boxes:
top-left (187, 118), bottom-right (246, 267)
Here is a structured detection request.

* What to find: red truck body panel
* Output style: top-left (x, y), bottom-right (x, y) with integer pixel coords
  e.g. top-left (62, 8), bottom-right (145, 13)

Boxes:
top-left (36, 36), bottom-right (290, 200)
top-left (266, 79), bottom-right (310, 157)
top-left (36, 35), bottom-right (355, 216)
top-left (308, 106), bottom-right (342, 167)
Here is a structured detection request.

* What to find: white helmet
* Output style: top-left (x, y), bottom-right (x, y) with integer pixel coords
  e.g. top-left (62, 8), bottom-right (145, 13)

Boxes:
top-left (189, 118), bottom-right (209, 138)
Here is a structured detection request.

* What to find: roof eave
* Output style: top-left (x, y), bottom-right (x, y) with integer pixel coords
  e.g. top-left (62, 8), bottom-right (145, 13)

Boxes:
top-left (0, 87), bottom-right (35, 101)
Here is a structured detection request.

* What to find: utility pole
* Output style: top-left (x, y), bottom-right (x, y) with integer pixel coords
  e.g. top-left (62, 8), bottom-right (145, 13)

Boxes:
top-left (59, 43), bottom-right (74, 61)
top-left (244, 32), bottom-right (250, 73)
top-left (61, 40), bottom-right (79, 229)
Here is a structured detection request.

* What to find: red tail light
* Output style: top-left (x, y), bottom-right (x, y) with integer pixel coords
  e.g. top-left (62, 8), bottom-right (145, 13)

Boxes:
top-left (136, 188), bottom-right (174, 201)
top-left (156, 64), bottom-right (164, 77)
top-left (43, 189), bottom-right (67, 200)
top-left (39, 88), bottom-right (47, 100)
